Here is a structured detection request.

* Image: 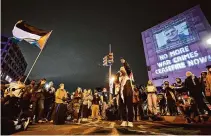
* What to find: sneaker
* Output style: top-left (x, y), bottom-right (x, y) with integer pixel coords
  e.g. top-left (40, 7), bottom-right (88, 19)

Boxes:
top-left (23, 118), bottom-right (30, 130)
top-left (38, 120), bottom-right (43, 123)
top-left (15, 125), bottom-right (22, 131)
top-left (77, 119), bottom-right (81, 124)
top-left (14, 120), bottom-right (19, 126)
top-left (120, 121), bottom-right (127, 127)
top-left (81, 118), bottom-right (85, 122)
top-left (127, 122), bottom-right (133, 127)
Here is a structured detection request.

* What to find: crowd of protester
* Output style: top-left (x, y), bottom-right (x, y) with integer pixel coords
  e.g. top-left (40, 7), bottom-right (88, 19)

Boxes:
top-left (1, 58), bottom-right (211, 134)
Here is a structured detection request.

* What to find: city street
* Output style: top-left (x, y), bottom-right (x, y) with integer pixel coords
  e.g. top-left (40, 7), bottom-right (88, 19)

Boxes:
top-left (15, 118), bottom-right (211, 135)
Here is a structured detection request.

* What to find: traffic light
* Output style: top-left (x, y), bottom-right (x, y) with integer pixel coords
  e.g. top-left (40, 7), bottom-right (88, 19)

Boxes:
top-left (108, 52), bottom-right (114, 64)
top-left (103, 55), bottom-right (108, 66)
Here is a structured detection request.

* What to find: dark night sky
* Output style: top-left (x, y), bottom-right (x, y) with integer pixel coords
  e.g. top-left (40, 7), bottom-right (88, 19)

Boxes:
top-left (2, 0), bottom-right (211, 92)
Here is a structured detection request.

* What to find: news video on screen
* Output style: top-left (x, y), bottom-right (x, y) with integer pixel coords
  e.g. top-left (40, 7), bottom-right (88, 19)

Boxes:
top-left (153, 20), bottom-right (199, 52)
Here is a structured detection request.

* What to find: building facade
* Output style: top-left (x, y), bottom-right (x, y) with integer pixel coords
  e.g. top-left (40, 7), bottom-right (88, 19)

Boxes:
top-left (1, 36), bottom-right (27, 82)
top-left (141, 6), bottom-right (211, 86)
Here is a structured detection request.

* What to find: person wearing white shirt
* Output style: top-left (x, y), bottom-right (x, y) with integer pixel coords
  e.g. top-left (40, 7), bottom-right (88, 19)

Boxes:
top-left (146, 80), bottom-right (157, 115)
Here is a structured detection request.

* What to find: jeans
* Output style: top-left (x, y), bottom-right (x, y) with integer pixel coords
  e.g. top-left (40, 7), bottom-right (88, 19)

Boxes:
top-left (32, 99), bottom-right (44, 121)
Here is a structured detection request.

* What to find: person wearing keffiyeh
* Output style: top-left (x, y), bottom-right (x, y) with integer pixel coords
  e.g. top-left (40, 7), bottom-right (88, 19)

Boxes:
top-left (119, 66), bottom-right (134, 127)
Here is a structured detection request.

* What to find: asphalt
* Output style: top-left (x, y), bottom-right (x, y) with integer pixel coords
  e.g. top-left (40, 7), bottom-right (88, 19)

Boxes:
top-left (14, 118), bottom-right (211, 135)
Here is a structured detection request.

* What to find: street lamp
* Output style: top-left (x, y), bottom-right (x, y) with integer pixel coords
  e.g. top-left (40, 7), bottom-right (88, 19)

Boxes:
top-left (109, 75), bottom-right (115, 101)
top-left (110, 76), bottom-right (115, 83)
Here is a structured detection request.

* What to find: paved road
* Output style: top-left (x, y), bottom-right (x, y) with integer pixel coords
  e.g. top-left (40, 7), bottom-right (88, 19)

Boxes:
top-left (14, 119), bottom-right (211, 135)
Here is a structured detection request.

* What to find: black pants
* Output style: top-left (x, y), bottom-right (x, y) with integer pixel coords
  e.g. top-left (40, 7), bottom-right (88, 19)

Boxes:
top-left (47, 102), bottom-right (55, 121)
top-left (133, 103), bottom-right (138, 121)
top-left (44, 98), bottom-right (53, 118)
top-left (138, 101), bottom-right (145, 119)
top-left (1, 117), bottom-right (17, 135)
top-left (193, 96), bottom-right (205, 115)
top-left (167, 99), bottom-right (177, 116)
top-left (54, 103), bottom-right (67, 125)
top-left (120, 95), bottom-right (133, 122)
top-left (82, 105), bottom-right (89, 118)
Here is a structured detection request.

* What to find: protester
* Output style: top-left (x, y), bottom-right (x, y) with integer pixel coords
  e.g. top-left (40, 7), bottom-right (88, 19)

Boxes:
top-left (176, 93), bottom-right (197, 123)
top-left (74, 87), bottom-right (83, 123)
top-left (82, 89), bottom-right (93, 121)
top-left (31, 78), bottom-right (47, 123)
top-left (199, 72), bottom-right (208, 95)
top-left (206, 65), bottom-right (211, 103)
top-left (101, 88), bottom-right (109, 120)
top-left (91, 90), bottom-right (101, 121)
top-left (21, 80), bottom-right (35, 120)
top-left (44, 81), bottom-right (56, 121)
top-left (146, 80), bottom-right (157, 116)
top-left (163, 81), bottom-right (177, 116)
top-left (2, 77), bottom-right (26, 119)
top-left (138, 85), bottom-right (147, 119)
top-left (173, 78), bottom-right (186, 114)
top-left (119, 66), bottom-right (134, 127)
top-left (53, 83), bottom-right (68, 125)
top-left (185, 71), bottom-right (206, 120)
top-left (133, 86), bottom-right (140, 121)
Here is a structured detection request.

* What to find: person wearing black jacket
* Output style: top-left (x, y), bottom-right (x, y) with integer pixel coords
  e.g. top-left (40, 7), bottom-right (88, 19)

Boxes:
top-left (31, 78), bottom-right (46, 123)
top-left (184, 71), bottom-right (206, 117)
top-left (163, 81), bottom-right (177, 116)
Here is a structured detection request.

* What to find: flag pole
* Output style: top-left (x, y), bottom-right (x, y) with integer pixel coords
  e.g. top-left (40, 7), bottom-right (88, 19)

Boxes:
top-left (23, 49), bottom-right (43, 83)
top-left (23, 30), bottom-right (52, 84)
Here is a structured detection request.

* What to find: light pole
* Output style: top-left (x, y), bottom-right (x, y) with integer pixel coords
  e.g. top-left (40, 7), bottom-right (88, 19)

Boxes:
top-left (109, 44), bottom-right (112, 101)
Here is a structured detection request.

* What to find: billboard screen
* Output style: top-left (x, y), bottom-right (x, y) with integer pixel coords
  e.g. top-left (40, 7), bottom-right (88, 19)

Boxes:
top-left (141, 5), bottom-right (211, 86)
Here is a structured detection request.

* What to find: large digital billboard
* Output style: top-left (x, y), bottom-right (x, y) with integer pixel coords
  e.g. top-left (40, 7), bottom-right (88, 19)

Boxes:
top-left (142, 5), bottom-right (211, 86)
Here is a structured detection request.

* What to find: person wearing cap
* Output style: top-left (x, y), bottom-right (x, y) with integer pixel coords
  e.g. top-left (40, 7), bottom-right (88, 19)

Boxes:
top-left (53, 83), bottom-right (68, 125)
top-left (184, 71), bottom-right (206, 119)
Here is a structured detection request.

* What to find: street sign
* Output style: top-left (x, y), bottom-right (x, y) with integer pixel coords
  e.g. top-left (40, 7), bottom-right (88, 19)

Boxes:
top-left (108, 52), bottom-right (114, 64)
top-left (103, 55), bottom-right (108, 66)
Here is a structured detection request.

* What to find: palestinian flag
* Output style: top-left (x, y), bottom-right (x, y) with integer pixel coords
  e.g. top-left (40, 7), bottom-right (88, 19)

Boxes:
top-left (12, 20), bottom-right (52, 50)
